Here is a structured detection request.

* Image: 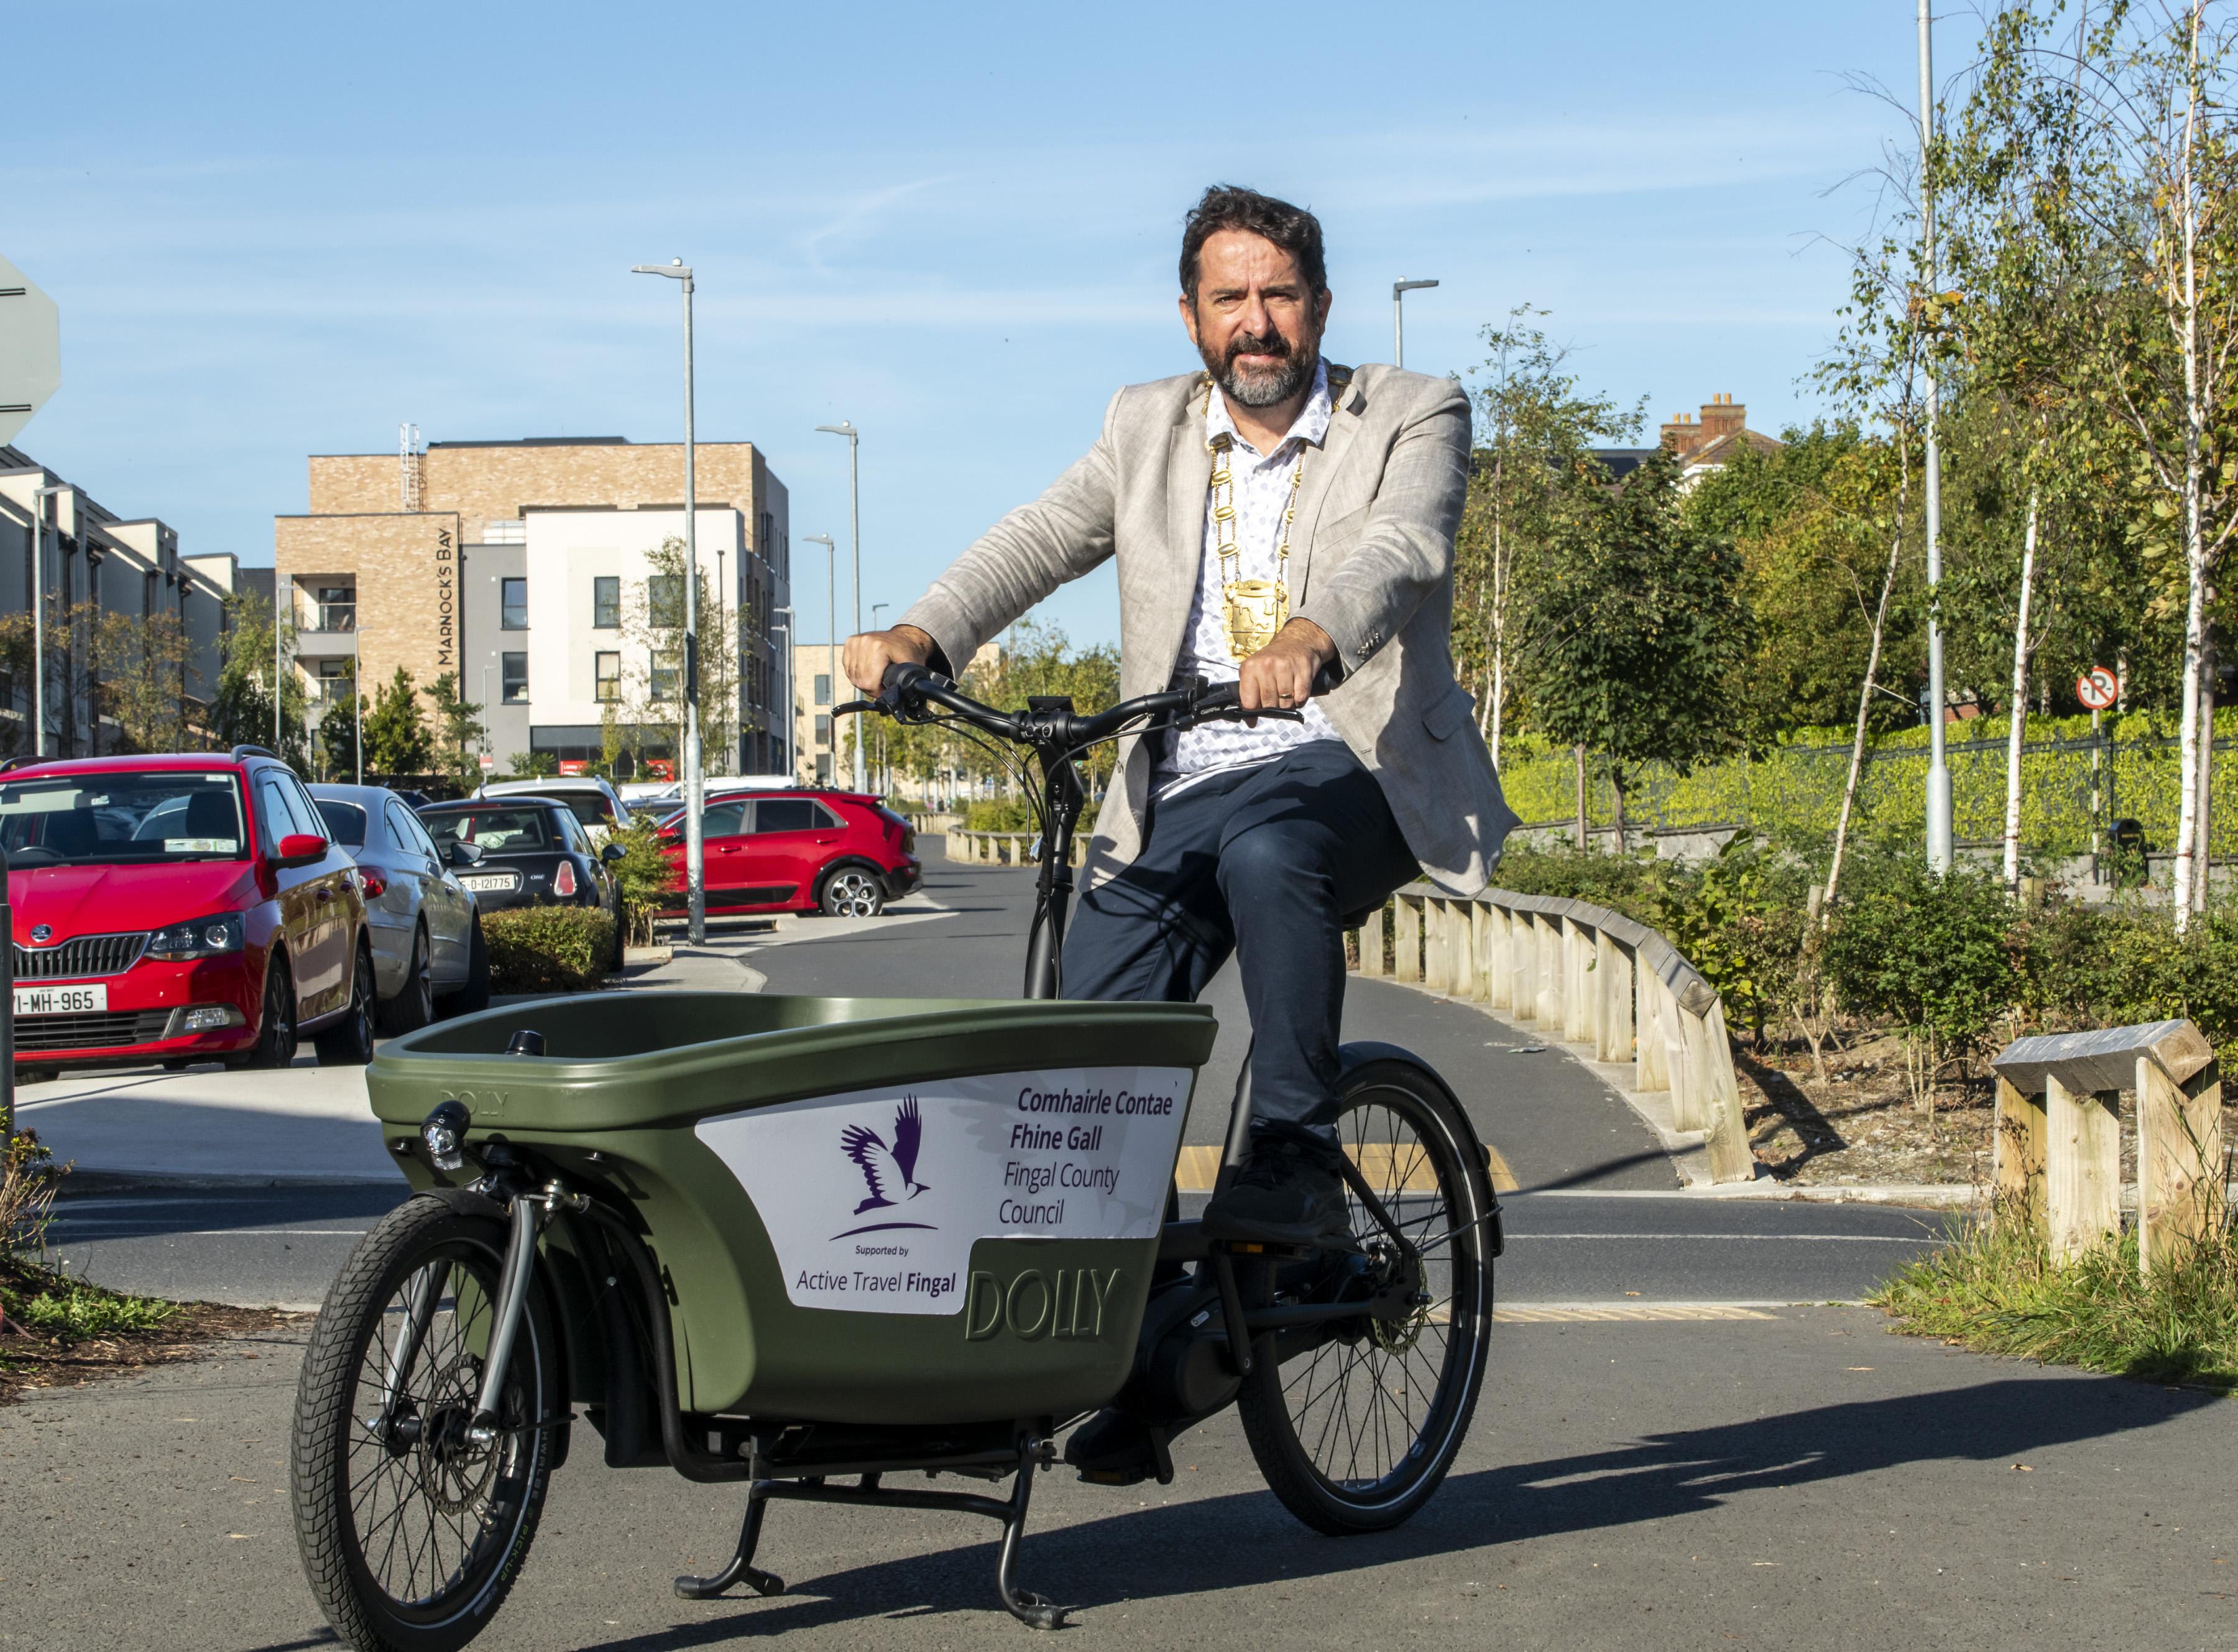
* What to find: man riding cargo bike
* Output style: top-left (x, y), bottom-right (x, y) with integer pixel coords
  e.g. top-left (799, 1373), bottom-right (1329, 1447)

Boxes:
top-left (290, 184), bottom-right (1517, 1651)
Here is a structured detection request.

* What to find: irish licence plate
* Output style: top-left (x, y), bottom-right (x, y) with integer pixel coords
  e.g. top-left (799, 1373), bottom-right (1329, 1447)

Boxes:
top-left (458, 874), bottom-right (518, 894)
top-left (14, 984), bottom-right (107, 1017)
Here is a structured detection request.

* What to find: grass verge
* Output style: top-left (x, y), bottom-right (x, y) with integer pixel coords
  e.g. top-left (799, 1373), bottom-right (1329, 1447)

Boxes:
top-left (1874, 1209), bottom-right (2238, 1393)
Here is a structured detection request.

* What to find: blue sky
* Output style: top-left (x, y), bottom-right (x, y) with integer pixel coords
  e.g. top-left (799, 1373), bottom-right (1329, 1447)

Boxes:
top-left (3, 2), bottom-right (1974, 649)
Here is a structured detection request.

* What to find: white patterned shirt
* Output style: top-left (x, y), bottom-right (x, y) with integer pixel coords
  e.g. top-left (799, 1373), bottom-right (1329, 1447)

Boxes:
top-left (1157, 358), bottom-right (1343, 793)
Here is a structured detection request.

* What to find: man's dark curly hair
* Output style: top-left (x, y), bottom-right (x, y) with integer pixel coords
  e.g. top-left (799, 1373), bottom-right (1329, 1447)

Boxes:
top-left (1179, 185), bottom-right (1328, 301)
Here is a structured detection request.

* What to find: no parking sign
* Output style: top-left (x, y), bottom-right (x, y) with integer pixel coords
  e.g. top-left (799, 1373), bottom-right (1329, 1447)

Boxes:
top-left (2076, 666), bottom-right (2120, 711)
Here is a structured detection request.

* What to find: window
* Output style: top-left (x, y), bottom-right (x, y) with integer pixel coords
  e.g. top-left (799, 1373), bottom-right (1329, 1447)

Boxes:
top-left (500, 577), bottom-right (528, 630)
top-left (314, 800), bottom-right (367, 846)
top-left (314, 585), bottom-right (356, 632)
top-left (593, 576), bottom-right (620, 629)
top-left (699, 800), bottom-right (747, 838)
top-left (482, 519), bottom-right (527, 544)
top-left (258, 775), bottom-right (309, 848)
top-left (385, 800), bottom-right (435, 860)
top-left (814, 673), bottom-right (831, 708)
top-left (594, 652), bottom-right (620, 702)
top-left (647, 574), bottom-right (683, 629)
top-left (753, 798), bottom-right (829, 834)
top-left (280, 773), bottom-right (329, 844)
top-left (814, 754), bottom-right (832, 785)
top-left (650, 654), bottom-right (676, 702)
top-left (501, 653), bottom-right (528, 703)
top-left (814, 714), bottom-right (831, 747)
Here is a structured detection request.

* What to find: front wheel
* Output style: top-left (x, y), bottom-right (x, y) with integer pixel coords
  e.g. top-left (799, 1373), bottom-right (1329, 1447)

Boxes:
top-left (292, 1196), bottom-right (556, 1652)
top-left (1235, 1054), bottom-right (1496, 1534)
top-left (819, 865), bottom-right (884, 918)
top-left (316, 943), bottom-right (378, 1066)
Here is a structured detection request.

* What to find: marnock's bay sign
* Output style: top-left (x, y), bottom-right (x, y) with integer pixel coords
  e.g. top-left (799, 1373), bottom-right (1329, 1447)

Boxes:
top-left (0, 253), bottom-right (62, 445)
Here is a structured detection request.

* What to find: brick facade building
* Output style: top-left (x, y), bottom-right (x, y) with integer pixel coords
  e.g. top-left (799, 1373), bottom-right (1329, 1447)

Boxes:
top-left (275, 435), bottom-right (790, 775)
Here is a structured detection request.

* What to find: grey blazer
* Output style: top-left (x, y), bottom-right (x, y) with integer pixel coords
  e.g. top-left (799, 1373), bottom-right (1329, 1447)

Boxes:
top-left (900, 361), bottom-right (1519, 895)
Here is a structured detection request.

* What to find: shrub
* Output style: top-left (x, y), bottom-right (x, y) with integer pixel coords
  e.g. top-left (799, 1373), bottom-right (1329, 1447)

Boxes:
top-left (602, 816), bottom-right (678, 946)
top-left (964, 796), bottom-right (1035, 833)
top-left (483, 906), bottom-right (615, 994)
top-left (1823, 856), bottom-right (2020, 1108)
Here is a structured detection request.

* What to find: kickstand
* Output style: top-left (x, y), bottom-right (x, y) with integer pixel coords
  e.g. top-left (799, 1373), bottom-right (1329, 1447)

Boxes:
top-left (674, 1482), bottom-right (786, 1601)
top-left (993, 1443), bottom-right (1066, 1630)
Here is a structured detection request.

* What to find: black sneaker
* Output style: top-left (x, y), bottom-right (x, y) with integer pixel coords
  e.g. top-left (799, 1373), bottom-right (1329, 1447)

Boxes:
top-left (1200, 1142), bottom-right (1351, 1245)
top-left (1062, 1407), bottom-right (1162, 1485)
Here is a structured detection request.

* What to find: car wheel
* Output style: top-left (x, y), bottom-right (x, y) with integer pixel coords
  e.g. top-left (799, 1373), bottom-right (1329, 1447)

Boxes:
top-left (314, 943), bottom-right (377, 1067)
top-left (231, 954), bottom-right (298, 1071)
top-left (819, 866), bottom-right (884, 918)
top-left (448, 914), bottom-right (492, 1015)
top-left (375, 923), bottom-right (434, 1036)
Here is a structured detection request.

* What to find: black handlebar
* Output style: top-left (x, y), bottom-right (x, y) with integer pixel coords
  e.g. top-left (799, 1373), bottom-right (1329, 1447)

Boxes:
top-left (857, 660), bottom-right (1307, 749)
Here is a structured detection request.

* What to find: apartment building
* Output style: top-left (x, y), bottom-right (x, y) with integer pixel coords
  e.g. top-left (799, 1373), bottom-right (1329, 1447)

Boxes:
top-left (0, 445), bottom-right (239, 757)
top-left (793, 638), bottom-right (1002, 791)
top-left (275, 434), bottom-right (791, 775)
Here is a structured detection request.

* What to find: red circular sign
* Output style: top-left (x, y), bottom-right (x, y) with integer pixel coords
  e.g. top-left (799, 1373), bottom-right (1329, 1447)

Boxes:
top-left (2076, 666), bottom-right (2120, 711)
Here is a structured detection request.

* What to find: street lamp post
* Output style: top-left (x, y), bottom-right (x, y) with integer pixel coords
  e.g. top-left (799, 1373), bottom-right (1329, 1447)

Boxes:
top-left (814, 421), bottom-right (865, 791)
top-left (1392, 279), bottom-right (1439, 370)
top-left (772, 605), bottom-right (794, 780)
top-left (1917, 0), bottom-right (1953, 871)
top-left (806, 533), bottom-right (837, 786)
top-left (30, 484), bottom-right (63, 759)
top-left (633, 257), bottom-right (707, 942)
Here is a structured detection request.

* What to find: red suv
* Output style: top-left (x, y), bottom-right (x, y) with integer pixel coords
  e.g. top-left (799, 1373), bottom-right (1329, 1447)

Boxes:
top-left (658, 788), bottom-right (920, 917)
top-left (0, 747), bottom-right (377, 1075)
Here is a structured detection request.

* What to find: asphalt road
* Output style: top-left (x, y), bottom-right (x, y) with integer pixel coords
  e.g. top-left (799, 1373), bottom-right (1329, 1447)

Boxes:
top-left (7, 1306), bottom-right (2231, 1652)
top-left (42, 855), bottom-right (1957, 1311)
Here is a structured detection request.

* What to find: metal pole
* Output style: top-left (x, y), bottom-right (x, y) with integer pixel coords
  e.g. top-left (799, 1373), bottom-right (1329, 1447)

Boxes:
top-left (806, 534), bottom-right (836, 787)
top-left (681, 269), bottom-right (704, 943)
top-left (773, 608), bottom-right (793, 779)
top-left (274, 576), bottom-right (283, 749)
top-left (1391, 279), bottom-right (1438, 371)
top-left (31, 484), bottom-right (62, 760)
top-left (847, 431), bottom-right (863, 791)
top-left (1920, 0), bottom-right (1953, 872)
top-left (354, 629), bottom-right (365, 784)
top-left (0, 846), bottom-right (14, 1144)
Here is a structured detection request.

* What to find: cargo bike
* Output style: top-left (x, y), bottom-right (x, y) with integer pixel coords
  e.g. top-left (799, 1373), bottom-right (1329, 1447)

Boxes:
top-left (290, 665), bottom-right (1503, 1651)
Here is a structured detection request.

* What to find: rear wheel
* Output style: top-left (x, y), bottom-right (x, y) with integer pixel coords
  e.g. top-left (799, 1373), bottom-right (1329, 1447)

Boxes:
top-left (377, 926), bottom-right (435, 1036)
top-left (446, 918), bottom-right (491, 1017)
top-left (292, 1197), bottom-right (555, 1652)
top-left (819, 865), bottom-right (884, 918)
top-left (1235, 1055), bottom-right (1496, 1534)
top-left (316, 943), bottom-right (377, 1066)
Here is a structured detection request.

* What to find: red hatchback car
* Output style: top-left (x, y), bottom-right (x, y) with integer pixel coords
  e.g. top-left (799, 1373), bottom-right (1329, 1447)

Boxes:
top-left (0, 748), bottom-right (377, 1076)
top-left (658, 789), bottom-right (919, 917)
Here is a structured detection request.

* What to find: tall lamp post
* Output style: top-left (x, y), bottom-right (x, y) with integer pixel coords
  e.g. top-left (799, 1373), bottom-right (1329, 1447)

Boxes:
top-left (30, 483), bottom-right (63, 758)
top-left (1917, 0), bottom-right (1953, 870)
top-left (1392, 279), bottom-right (1439, 370)
top-left (771, 605), bottom-right (794, 779)
top-left (806, 533), bottom-right (837, 785)
top-left (814, 421), bottom-right (865, 791)
top-left (633, 257), bottom-right (707, 941)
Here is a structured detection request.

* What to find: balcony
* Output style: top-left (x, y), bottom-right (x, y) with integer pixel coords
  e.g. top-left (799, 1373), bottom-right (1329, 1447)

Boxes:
top-left (293, 601), bottom-right (359, 658)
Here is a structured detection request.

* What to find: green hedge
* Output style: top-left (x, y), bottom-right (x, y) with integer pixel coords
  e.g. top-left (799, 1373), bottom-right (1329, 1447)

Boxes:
top-left (483, 906), bottom-right (615, 995)
top-left (1495, 706), bottom-right (2238, 861)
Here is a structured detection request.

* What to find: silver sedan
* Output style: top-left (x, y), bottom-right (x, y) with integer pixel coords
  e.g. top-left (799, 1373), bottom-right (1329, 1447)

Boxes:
top-left (309, 784), bottom-right (489, 1033)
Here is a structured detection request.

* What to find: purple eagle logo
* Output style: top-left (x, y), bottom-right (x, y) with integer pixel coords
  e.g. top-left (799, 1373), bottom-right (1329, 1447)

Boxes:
top-left (840, 1097), bottom-right (931, 1214)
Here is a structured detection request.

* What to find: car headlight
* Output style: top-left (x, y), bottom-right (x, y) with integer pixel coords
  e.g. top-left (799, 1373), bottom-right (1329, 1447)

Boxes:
top-left (146, 913), bottom-right (246, 961)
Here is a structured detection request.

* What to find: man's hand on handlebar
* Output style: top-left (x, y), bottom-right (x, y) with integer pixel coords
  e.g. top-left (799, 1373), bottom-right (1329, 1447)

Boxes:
top-left (1238, 618), bottom-right (1338, 722)
top-left (844, 624), bottom-right (936, 697)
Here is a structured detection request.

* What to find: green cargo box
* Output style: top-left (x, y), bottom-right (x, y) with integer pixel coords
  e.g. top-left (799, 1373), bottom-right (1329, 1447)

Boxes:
top-left (368, 992), bottom-right (1217, 1426)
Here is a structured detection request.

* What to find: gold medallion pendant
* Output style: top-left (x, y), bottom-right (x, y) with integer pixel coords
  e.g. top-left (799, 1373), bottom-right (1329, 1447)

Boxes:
top-left (1206, 423), bottom-right (1306, 663)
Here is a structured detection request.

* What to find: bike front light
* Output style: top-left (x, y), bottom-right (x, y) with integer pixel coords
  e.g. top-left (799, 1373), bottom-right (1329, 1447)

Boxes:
top-left (420, 1099), bottom-right (471, 1173)
top-left (145, 912), bottom-right (246, 961)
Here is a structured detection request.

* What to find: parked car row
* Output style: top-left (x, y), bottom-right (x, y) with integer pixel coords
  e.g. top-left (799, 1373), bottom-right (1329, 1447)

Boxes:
top-left (0, 747), bottom-right (914, 1077)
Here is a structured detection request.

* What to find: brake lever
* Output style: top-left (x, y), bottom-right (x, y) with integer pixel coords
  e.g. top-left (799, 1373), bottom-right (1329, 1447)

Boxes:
top-left (834, 698), bottom-right (880, 717)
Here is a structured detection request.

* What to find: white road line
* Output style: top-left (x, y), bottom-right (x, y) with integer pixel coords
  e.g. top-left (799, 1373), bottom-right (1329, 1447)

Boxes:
top-left (1508, 1231), bottom-right (1946, 1244)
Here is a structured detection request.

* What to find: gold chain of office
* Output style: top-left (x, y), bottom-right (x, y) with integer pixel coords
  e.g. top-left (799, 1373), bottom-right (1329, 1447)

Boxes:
top-left (1207, 428), bottom-right (1305, 663)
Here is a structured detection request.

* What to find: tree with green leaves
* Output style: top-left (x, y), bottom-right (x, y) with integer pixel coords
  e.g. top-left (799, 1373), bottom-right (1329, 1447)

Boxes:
top-left (1455, 308), bottom-right (1643, 765)
top-left (210, 590), bottom-right (309, 765)
top-left (420, 671), bottom-right (487, 790)
top-left (1521, 446), bottom-right (1751, 847)
top-left (362, 665), bottom-right (433, 777)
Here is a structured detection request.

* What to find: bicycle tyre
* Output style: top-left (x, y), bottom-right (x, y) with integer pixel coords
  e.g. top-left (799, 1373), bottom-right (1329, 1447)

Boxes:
top-left (292, 1196), bottom-right (556, 1652)
top-left (1235, 1054), bottom-right (1496, 1534)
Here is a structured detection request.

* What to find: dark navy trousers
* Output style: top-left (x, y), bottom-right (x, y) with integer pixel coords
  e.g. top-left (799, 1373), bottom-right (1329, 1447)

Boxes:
top-left (1059, 741), bottom-right (1421, 1155)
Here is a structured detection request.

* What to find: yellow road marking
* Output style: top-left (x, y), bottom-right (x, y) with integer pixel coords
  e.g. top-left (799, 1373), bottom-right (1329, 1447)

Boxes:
top-left (1171, 1142), bottom-right (1518, 1194)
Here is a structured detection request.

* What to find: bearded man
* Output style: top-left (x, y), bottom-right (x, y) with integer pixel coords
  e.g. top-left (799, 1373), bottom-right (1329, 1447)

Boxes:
top-left (845, 188), bottom-right (1515, 1470)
